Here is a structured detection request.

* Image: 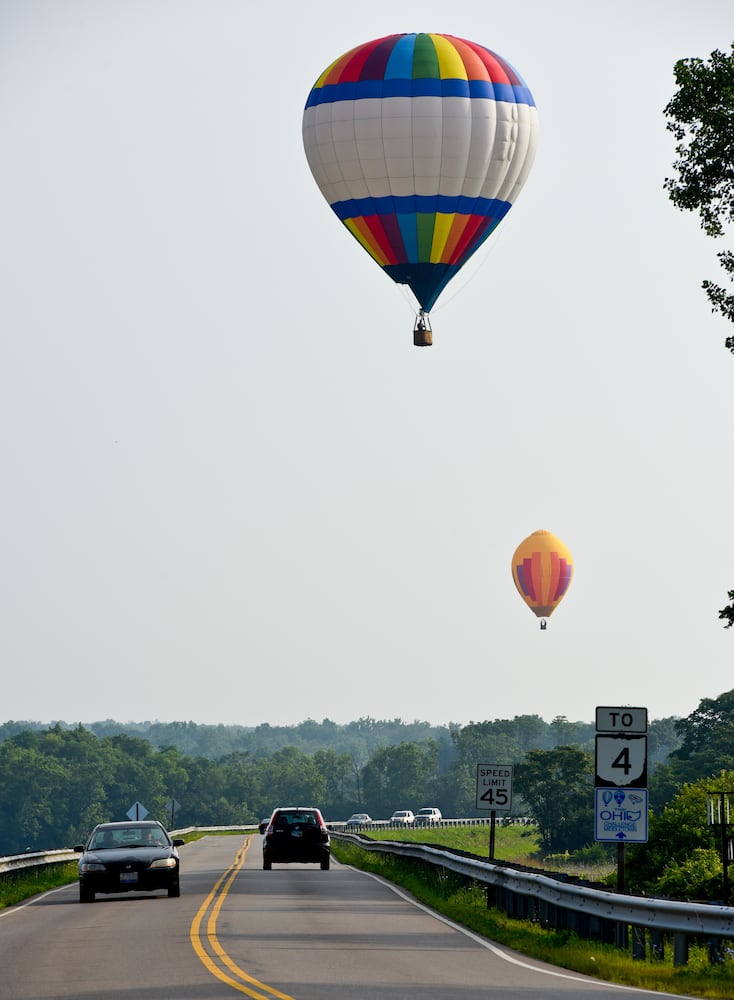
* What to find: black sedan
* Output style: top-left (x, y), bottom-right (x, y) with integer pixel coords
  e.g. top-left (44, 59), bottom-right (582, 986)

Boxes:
top-left (74, 820), bottom-right (184, 902)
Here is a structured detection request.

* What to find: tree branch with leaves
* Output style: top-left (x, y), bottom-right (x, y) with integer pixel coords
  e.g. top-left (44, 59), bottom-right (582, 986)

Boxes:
top-left (663, 43), bottom-right (734, 346)
top-left (664, 44), bottom-right (734, 627)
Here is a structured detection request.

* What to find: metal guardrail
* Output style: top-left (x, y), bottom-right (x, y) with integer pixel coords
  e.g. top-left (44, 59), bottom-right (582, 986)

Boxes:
top-left (0, 848), bottom-right (79, 874)
top-left (332, 832), bottom-right (734, 941)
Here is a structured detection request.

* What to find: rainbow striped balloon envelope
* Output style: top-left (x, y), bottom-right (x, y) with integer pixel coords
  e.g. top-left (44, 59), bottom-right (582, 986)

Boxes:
top-left (511, 530), bottom-right (573, 626)
top-left (302, 33), bottom-right (538, 335)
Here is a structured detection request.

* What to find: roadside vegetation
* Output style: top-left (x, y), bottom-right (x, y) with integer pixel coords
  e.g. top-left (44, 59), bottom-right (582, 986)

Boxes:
top-left (364, 822), bottom-right (615, 881)
top-left (0, 861), bottom-right (78, 909)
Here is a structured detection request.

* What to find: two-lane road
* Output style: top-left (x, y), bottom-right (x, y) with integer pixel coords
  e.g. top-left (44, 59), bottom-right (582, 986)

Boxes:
top-left (0, 835), bottom-right (687, 999)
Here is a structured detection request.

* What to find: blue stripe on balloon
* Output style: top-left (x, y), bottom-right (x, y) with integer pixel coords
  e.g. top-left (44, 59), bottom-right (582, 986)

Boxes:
top-left (384, 34), bottom-right (416, 79)
top-left (396, 213), bottom-right (418, 262)
top-left (331, 195), bottom-right (512, 221)
top-left (304, 80), bottom-right (534, 108)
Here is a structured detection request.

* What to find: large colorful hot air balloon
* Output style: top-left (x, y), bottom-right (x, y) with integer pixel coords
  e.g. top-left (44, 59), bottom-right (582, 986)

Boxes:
top-left (511, 530), bottom-right (573, 629)
top-left (302, 33), bottom-right (538, 345)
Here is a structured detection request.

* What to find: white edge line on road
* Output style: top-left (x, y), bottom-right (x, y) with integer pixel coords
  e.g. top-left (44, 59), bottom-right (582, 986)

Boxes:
top-left (351, 867), bottom-right (693, 999)
top-left (0, 883), bottom-right (70, 918)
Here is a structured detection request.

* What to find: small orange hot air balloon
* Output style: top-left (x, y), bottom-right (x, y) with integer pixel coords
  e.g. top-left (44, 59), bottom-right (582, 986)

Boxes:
top-left (511, 530), bottom-right (573, 629)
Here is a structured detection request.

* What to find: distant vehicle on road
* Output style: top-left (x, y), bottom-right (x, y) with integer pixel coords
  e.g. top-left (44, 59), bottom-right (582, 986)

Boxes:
top-left (345, 813), bottom-right (372, 829)
top-left (390, 810), bottom-right (415, 826)
top-left (262, 807), bottom-right (330, 870)
top-left (414, 807), bottom-right (442, 827)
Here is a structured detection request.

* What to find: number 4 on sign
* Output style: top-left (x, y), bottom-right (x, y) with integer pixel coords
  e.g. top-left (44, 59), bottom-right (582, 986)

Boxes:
top-left (612, 748), bottom-right (633, 775)
top-left (595, 735), bottom-right (647, 788)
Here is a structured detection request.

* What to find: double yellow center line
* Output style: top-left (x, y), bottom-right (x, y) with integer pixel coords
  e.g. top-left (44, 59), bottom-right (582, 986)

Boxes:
top-left (189, 837), bottom-right (294, 999)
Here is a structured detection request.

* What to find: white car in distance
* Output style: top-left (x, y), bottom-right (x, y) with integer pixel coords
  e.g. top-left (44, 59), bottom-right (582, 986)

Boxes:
top-left (414, 807), bottom-right (442, 827)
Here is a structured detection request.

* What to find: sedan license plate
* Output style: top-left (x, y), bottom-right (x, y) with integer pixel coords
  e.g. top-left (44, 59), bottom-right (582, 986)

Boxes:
top-left (120, 872), bottom-right (138, 884)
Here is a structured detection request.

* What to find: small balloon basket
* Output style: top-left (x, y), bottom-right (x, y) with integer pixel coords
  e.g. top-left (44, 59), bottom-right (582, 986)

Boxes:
top-left (413, 310), bottom-right (433, 346)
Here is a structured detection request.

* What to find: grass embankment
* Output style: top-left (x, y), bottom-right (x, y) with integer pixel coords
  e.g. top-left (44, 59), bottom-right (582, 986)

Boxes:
top-left (0, 862), bottom-right (79, 909)
top-left (332, 826), bottom-right (734, 1000)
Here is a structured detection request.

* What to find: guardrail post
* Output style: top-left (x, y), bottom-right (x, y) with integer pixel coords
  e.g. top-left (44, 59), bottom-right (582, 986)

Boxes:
top-left (673, 933), bottom-right (689, 966)
top-left (708, 937), bottom-right (725, 964)
top-left (615, 921), bottom-right (629, 951)
top-left (632, 925), bottom-right (646, 960)
top-left (650, 930), bottom-right (664, 961)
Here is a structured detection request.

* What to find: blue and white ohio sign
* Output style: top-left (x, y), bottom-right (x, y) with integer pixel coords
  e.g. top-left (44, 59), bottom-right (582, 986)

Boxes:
top-left (595, 788), bottom-right (648, 843)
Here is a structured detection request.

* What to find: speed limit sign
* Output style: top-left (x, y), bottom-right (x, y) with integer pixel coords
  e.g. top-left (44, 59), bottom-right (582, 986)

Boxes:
top-left (476, 764), bottom-right (513, 812)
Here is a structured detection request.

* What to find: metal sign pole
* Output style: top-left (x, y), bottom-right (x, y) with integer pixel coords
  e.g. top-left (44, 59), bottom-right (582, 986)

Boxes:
top-left (617, 841), bottom-right (625, 894)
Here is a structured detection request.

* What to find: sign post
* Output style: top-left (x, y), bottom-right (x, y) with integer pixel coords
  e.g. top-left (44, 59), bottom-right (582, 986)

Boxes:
top-left (166, 798), bottom-right (181, 829)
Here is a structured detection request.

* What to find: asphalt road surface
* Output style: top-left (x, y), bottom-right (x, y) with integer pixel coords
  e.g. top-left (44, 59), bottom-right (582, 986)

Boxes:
top-left (0, 835), bottom-right (689, 999)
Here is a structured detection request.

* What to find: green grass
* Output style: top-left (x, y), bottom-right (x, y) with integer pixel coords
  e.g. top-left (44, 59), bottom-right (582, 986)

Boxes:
top-left (365, 823), bottom-right (539, 859)
top-left (0, 862), bottom-right (79, 909)
top-left (364, 823), bottom-right (614, 880)
top-left (333, 830), bottom-right (734, 999)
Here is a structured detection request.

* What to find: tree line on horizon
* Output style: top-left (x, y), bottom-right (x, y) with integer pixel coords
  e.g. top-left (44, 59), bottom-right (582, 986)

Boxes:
top-left (4, 689), bottom-right (734, 901)
top-left (0, 708), bottom-right (684, 857)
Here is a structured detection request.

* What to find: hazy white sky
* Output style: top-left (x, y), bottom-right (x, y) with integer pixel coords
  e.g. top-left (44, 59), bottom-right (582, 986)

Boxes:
top-left (1, 0), bottom-right (732, 730)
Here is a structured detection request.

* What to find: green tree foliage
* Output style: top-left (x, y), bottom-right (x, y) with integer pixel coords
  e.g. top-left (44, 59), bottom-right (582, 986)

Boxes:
top-left (448, 714), bottom-right (594, 772)
top-left (647, 695), bottom-right (734, 809)
top-left (361, 742), bottom-right (439, 817)
top-left (514, 746), bottom-right (594, 854)
top-left (0, 713), bottom-right (690, 855)
top-left (664, 43), bottom-right (734, 346)
top-left (647, 716), bottom-right (683, 767)
top-left (668, 690), bottom-right (734, 781)
top-left (256, 747), bottom-right (327, 810)
top-left (549, 716), bottom-right (594, 749)
top-left (655, 848), bottom-right (722, 901)
top-left (719, 590), bottom-right (734, 628)
top-left (625, 775), bottom-right (734, 900)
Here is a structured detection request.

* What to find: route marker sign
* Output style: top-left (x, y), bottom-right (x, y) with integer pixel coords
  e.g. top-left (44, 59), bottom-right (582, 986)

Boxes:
top-left (596, 706), bottom-right (648, 734)
top-left (595, 788), bottom-right (649, 842)
top-left (476, 764), bottom-right (513, 812)
top-left (595, 734), bottom-right (648, 788)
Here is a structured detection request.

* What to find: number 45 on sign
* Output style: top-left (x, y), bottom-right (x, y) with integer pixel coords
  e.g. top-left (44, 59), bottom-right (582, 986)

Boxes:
top-left (476, 765), bottom-right (513, 812)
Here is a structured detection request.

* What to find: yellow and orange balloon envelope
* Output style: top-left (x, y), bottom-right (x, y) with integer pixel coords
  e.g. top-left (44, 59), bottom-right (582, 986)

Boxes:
top-left (511, 530), bottom-right (573, 620)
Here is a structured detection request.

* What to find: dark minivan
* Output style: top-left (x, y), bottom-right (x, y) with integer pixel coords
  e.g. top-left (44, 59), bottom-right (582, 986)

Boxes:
top-left (262, 807), bottom-right (330, 870)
